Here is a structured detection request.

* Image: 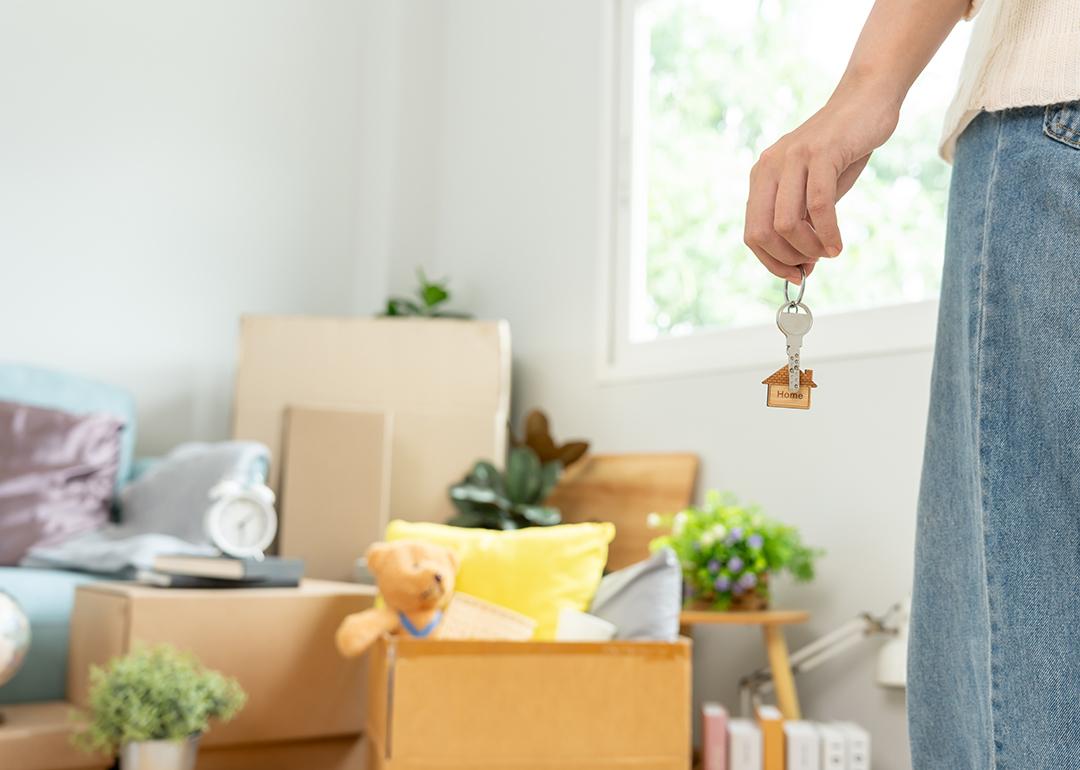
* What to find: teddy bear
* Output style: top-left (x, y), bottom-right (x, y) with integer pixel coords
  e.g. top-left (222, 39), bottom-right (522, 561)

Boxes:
top-left (335, 539), bottom-right (459, 658)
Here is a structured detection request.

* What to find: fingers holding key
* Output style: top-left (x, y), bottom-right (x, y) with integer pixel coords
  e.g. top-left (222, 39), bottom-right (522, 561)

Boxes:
top-left (747, 244), bottom-right (807, 284)
top-left (744, 155), bottom-right (818, 283)
top-left (806, 156), bottom-right (843, 258)
top-left (773, 158), bottom-right (828, 260)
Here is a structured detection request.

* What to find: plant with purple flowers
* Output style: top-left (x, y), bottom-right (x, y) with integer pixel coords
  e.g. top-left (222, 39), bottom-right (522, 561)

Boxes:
top-left (647, 490), bottom-right (821, 610)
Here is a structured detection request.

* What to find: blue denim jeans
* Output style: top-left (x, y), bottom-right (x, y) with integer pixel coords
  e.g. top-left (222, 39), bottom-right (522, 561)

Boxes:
top-left (909, 102), bottom-right (1080, 769)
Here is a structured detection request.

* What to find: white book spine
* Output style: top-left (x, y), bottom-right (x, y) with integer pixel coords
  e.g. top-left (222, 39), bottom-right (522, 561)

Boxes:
top-left (817, 725), bottom-right (848, 770)
top-left (834, 722), bottom-right (871, 770)
top-left (728, 718), bottom-right (763, 770)
top-left (783, 722), bottom-right (821, 770)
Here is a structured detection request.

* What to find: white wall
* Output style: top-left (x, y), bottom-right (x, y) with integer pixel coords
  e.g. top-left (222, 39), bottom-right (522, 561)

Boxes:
top-left (378, 2), bottom-right (934, 767)
top-left (0, 0), bottom-right (379, 455)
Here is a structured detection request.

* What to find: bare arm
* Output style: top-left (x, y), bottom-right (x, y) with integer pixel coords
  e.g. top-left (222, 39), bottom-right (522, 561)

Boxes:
top-left (744, 0), bottom-right (971, 283)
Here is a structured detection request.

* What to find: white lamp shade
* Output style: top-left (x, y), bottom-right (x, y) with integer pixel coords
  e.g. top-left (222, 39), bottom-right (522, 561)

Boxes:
top-left (875, 596), bottom-right (910, 688)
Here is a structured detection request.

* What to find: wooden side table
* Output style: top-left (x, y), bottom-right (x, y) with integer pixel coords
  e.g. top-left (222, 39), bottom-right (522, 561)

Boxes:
top-left (679, 609), bottom-right (810, 720)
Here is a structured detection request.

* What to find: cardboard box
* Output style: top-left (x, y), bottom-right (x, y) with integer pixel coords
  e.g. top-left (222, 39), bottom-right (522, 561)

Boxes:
top-left (67, 580), bottom-right (376, 749)
top-left (0, 701), bottom-right (109, 770)
top-left (232, 316), bottom-right (511, 522)
top-left (366, 637), bottom-right (692, 770)
top-left (279, 406), bottom-right (392, 580)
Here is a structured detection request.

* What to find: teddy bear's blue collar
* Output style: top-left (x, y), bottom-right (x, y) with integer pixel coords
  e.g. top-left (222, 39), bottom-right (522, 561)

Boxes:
top-left (398, 610), bottom-right (442, 639)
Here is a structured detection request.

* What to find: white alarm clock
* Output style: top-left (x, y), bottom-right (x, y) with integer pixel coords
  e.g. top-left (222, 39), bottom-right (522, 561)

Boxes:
top-left (204, 479), bottom-right (278, 559)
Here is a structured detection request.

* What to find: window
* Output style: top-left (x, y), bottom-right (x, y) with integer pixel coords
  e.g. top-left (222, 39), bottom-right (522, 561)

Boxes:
top-left (603, 0), bottom-right (970, 380)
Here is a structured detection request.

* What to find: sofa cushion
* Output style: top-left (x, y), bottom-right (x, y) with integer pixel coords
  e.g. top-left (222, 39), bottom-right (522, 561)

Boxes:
top-left (0, 568), bottom-right (102, 704)
top-left (385, 520), bottom-right (614, 639)
top-left (0, 365), bottom-right (136, 491)
top-left (0, 402), bottom-right (122, 566)
top-left (589, 548), bottom-right (682, 641)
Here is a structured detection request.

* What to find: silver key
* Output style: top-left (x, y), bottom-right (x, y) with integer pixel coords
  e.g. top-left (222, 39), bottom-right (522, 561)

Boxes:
top-left (776, 302), bottom-right (813, 391)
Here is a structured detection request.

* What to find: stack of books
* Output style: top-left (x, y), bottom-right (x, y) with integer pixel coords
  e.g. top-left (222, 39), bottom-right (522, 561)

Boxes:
top-left (702, 703), bottom-right (870, 770)
top-left (138, 554), bottom-right (305, 589)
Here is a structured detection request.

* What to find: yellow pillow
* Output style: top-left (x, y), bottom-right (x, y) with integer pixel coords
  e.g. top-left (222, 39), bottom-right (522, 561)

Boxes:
top-left (384, 520), bottom-right (615, 639)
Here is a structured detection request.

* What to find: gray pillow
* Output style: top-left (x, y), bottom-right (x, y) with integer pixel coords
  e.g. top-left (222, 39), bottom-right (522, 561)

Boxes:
top-left (589, 548), bottom-right (682, 641)
top-left (0, 401), bottom-right (122, 565)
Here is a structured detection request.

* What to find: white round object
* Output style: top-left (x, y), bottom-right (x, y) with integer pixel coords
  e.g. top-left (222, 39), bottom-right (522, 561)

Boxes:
top-left (0, 590), bottom-right (30, 688)
top-left (204, 485), bottom-right (277, 559)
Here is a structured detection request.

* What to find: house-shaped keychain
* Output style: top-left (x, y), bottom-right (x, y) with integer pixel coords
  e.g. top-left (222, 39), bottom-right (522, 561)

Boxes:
top-left (762, 367), bottom-right (817, 410)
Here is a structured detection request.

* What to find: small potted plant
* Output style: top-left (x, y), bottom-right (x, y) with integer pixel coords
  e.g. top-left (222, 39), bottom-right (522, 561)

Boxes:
top-left (447, 446), bottom-right (562, 529)
top-left (382, 268), bottom-right (472, 318)
top-left (73, 644), bottom-right (246, 770)
top-left (649, 491), bottom-right (821, 611)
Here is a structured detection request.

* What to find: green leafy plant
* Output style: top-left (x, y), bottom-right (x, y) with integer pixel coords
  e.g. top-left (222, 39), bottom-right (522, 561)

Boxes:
top-left (649, 491), bottom-right (822, 611)
top-left (448, 446), bottom-right (562, 530)
top-left (72, 644), bottom-right (246, 757)
top-left (383, 268), bottom-right (472, 318)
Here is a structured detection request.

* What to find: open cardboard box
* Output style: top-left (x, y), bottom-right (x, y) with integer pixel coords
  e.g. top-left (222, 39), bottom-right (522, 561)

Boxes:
top-left (366, 636), bottom-right (692, 770)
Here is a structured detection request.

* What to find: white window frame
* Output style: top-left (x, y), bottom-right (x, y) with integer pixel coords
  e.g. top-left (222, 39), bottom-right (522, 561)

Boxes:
top-left (597, 0), bottom-right (939, 384)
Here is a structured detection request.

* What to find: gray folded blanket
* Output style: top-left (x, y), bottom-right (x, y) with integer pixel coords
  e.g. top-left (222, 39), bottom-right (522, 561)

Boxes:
top-left (22, 441), bottom-right (270, 575)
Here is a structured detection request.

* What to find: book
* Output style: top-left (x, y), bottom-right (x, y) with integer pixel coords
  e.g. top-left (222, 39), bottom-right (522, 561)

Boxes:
top-left (152, 554), bottom-right (304, 582)
top-left (702, 702), bottom-right (729, 770)
top-left (783, 721), bottom-right (820, 770)
top-left (135, 570), bottom-right (300, 589)
top-left (758, 705), bottom-right (784, 770)
top-left (832, 723), bottom-right (870, 770)
top-left (817, 724), bottom-right (847, 770)
top-left (728, 718), bottom-right (762, 770)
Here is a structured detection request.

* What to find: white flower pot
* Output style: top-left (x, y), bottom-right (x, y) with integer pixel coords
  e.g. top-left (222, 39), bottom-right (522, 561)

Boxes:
top-left (120, 735), bottom-right (200, 770)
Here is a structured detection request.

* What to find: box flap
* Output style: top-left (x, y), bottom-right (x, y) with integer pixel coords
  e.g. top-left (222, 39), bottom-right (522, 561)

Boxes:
top-left (279, 407), bottom-right (392, 580)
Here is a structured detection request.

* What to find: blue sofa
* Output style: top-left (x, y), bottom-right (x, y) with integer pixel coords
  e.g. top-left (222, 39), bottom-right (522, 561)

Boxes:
top-left (0, 365), bottom-right (138, 705)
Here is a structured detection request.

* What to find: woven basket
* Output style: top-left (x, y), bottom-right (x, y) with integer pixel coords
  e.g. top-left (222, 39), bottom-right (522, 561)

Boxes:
top-left (434, 592), bottom-right (537, 641)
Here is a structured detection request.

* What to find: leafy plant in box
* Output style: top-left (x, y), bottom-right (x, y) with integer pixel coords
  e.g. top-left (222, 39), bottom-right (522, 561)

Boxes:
top-left (448, 446), bottom-right (562, 530)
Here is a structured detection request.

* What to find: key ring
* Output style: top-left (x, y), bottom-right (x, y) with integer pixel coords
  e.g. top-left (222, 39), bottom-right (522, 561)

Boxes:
top-left (783, 266), bottom-right (807, 304)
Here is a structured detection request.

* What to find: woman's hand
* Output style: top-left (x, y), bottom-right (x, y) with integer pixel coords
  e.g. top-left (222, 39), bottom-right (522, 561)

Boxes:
top-left (744, 79), bottom-right (901, 283)
top-left (742, 0), bottom-right (973, 284)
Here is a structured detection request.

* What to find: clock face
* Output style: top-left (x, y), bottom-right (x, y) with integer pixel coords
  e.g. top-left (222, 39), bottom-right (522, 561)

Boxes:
top-left (206, 494), bottom-right (277, 558)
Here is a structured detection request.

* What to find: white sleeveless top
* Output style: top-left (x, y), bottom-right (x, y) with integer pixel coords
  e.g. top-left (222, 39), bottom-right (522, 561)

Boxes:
top-left (940, 0), bottom-right (1080, 161)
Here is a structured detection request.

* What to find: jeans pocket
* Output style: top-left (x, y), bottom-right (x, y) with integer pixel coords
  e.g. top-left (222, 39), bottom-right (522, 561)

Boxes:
top-left (1044, 101), bottom-right (1080, 149)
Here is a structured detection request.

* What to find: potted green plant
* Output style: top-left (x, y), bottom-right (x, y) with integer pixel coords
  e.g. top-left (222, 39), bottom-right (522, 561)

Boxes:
top-left (649, 491), bottom-right (821, 611)
top-left (447, 446), bottom-right (562, 529)
top-left (73, 644), bottom-right (246, 770)
top-left (382, 268), bottom-right (472, 318)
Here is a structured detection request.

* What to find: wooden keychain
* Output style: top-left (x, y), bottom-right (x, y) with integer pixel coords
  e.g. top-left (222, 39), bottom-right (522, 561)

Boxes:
top-left (763, 266), bottom-right (817, 410)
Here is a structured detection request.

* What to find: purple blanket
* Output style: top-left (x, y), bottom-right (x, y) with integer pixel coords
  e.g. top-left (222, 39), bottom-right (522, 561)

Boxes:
top-left (0, 401), bottom-right (121, 565)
